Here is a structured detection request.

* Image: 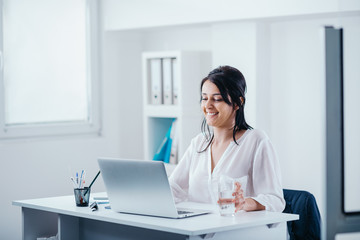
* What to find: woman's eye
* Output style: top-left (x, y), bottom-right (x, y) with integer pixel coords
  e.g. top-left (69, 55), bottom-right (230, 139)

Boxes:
top-left (201, 98), bottom-right (208, 101)
top-left (214, 98), bottom-right (223, 102)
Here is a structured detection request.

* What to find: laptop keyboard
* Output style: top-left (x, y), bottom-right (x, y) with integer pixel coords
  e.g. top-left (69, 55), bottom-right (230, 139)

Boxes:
top-left (178, 210), bottom-right (193, 215)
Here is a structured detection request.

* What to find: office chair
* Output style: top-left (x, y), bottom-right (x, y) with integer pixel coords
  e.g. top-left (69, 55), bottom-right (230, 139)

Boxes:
top-left (283, 189), bottom-right (321, 240)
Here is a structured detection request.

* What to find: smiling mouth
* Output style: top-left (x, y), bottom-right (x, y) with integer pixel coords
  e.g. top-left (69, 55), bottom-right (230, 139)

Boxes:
top-left (207, 112), bottom-right (218, 116)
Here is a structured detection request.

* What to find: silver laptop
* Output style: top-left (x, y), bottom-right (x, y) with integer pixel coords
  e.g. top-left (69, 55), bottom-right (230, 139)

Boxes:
top-left (98, 158), bottom-right (210, 219)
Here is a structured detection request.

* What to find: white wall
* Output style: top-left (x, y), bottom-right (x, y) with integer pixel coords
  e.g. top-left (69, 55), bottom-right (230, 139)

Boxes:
top-left (211, 22), bottom-right (258, 127)
top-left (267, 15), bottom-right (360, 218)
top-left (109, 31), bottom-right (144, 159)
top-left (103, 0), bottom-right (359, 30)
top-left (267, 17), bottom-right (329, 214)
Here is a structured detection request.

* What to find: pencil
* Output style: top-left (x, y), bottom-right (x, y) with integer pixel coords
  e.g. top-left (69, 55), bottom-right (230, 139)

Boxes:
top-left (84, 170), bottom-right (100, 196)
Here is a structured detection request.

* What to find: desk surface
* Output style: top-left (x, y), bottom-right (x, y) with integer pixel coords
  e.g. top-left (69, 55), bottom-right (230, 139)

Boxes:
top-left (13, 192), bottom-right (298, 236)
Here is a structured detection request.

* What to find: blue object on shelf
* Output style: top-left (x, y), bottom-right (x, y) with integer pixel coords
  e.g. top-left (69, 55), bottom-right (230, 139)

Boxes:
top-left (153, 124), bottom-right (172, 162)
top-left (153, 119), bottom-right (177, 163)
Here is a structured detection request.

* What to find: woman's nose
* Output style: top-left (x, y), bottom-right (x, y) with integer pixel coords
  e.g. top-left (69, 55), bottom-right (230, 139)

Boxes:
top-left (205, 99), bottom-right (213, 108)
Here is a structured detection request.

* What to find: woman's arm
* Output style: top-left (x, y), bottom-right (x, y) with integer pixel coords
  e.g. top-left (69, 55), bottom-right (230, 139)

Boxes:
top-left (250, 138), bottom-right (285, 212)
top-left (243, 198), bottom-right (265, 211)
top-left (233, 182), bottom-right (265, 212)
top-left (168, 137), bottom-right (196, 202)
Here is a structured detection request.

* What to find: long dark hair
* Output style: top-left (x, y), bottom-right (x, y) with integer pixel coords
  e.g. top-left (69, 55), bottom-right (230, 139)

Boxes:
top-left (199, 66), bottom-right (252, 152)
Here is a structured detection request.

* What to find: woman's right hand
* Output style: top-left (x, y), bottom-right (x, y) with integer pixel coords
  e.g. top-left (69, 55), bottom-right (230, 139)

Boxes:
top-left (233, 182), bottom-right (245, 212)
top-left (217, 181), bottom-right (245, 212)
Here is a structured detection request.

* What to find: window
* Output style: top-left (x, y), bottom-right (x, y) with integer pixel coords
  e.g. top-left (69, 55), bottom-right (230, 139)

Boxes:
top-left (0, 0), bottom-right (100, 139)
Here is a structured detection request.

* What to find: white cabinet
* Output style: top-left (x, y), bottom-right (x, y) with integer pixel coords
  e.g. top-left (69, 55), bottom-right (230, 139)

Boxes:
top-left (142, 51), bottom-right (211, 163)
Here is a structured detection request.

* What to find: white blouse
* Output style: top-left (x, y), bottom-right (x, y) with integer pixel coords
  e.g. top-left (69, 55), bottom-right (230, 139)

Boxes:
top-left (169, 129), bottom-right (285, 212)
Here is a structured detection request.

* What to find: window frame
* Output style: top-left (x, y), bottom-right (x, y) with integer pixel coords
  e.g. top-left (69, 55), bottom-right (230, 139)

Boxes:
top-left (0, 0), bottom-right (101, 139)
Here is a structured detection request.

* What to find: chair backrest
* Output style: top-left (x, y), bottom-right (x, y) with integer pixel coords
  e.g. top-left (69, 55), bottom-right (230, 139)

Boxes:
top-left (283, 189), bottom-right (321, 240)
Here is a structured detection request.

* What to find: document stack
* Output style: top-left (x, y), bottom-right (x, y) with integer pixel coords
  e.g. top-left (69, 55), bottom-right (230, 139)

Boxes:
top-left (149, 57), bottom-right (178, 105)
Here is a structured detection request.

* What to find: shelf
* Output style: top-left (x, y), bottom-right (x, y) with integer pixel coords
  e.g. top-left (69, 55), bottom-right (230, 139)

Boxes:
top-left (142, 50), bottom-right (211, 162)
top-left (144, 105), bottom-right (180, 118)
top-left (142, 51), bottom-right (180, 59)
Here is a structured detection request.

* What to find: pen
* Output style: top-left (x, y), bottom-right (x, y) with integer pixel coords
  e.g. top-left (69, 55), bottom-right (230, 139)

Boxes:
top-left (70, 177), bottom-right (77, 188)
top-left (84, 170), bottom-right (100, 196)
top-left (82, 170), bottom-right (86, 188)
top-left (79, 170), bottom-right (84, 188)
top-left (76, 172), bottom-right (79, 185)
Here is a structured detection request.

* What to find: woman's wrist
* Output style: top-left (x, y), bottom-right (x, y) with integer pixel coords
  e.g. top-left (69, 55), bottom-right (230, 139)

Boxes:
top-left (243, 198), bottom-right (265, 211)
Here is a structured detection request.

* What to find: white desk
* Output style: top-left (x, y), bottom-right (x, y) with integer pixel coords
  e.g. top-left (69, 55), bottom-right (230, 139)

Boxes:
top-left (13, 192), bottom-right (298, 240)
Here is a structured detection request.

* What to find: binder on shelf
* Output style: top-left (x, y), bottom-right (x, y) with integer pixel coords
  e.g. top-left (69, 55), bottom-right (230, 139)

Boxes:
top-left (171, 58), bottom-right (179, 105)
top-left (162, 58), bottom-right (173, 105)
top-left (150, 58), bottom-right (163, 105)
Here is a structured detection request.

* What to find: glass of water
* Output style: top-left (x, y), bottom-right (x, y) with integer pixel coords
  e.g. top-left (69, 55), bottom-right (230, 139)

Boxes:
top-left (218, 175), bottom-right (236, 216)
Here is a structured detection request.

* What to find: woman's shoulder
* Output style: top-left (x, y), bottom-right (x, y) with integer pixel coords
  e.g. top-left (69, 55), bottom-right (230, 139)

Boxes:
top-left (244, 129), bottom-right (270, 142)
top-left (187, 133), bottom-right (212, 151)
top-left (191, 133), bottom-right (209, 145)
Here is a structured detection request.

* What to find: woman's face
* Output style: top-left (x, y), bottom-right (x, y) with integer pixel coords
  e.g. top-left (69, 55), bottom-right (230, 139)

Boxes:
top-left (201, 80), bottom-right (238, 129)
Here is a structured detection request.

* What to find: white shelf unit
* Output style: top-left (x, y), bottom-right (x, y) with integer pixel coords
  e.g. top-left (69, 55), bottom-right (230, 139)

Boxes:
top-left (142, 51), bottom-right (211, 163)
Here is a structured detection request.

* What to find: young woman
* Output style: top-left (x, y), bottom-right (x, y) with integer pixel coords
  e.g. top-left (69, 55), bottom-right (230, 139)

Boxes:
top-left (169, 66), bottom-right (285, 212)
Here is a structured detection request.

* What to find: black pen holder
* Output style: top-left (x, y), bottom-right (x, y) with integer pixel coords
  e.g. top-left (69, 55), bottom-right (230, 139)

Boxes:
top-left (74, 187), bottom-right (90, 207)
